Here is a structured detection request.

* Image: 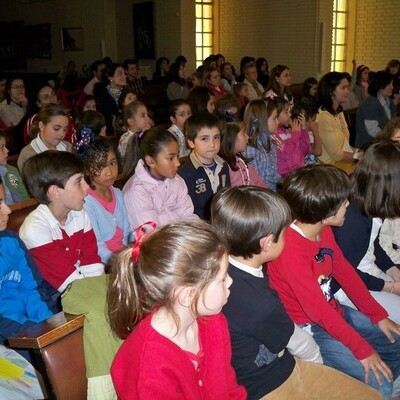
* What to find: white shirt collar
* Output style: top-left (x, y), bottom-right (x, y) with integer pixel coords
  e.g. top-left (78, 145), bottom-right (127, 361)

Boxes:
top-left (228, 255), bottom-right (264, 278)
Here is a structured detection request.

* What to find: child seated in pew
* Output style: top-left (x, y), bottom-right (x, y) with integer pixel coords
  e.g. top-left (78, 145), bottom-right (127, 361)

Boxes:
top-left (19, 151), bottom-right (104, 293)
top-left (117, 101), bottom-right (151, 160)
top-left (17, 104), bottom-right (74, 174)
top-left (167, 99), bottom-right (192, 157)
top-left (210, 186), bottom-right (380, 400)
top-left (122, 127), bottom-right (197, 230)
top-left (0, 176), bottom-right (55, 355)
top-left (82, 138), bottom-right (131, 264)
top-left (178, 112), bottom-right (231, 219)
top-left (268, 165), bottom-right (400, 400)
top-left (110, 220), bottom-right (247, 399)
top-left (0, 132), bottom-right (30, 204)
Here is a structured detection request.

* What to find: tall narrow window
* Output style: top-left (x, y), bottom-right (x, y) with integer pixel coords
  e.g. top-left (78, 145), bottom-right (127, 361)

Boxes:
top-left (195, 0), bottom-right (213, 68)
top-left (331, 0), bottom-right (348, 72)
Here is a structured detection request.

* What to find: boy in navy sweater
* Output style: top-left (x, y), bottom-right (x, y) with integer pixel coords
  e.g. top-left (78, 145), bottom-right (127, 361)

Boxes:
top-left (179, 112), bottom-right (230, 219)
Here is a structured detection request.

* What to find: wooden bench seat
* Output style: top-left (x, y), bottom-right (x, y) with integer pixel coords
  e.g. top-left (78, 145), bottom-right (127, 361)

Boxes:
top-left (8, 312), bottom-right (87, 400)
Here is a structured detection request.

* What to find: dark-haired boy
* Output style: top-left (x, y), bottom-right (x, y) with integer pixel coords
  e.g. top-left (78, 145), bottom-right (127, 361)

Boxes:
top-left (179, 112), bottom-right (230, 219)
top-left (19, 151), bottom-right (104, 293)
top-left (268, 164), bottom-right (400, 399)
top-left (211, 186), bottom-right (379, 400)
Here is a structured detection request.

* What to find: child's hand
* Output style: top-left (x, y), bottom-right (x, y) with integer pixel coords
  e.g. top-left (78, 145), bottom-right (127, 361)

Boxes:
top-left (387, 266), bottom-right (400, 282)
top-left (306, 119), bottom-right (319, 133)
top-left (297, 113), bottom-right (306, 130)
top-left (291, 118), bottom-right (301, 132)
top-left (378, 318), bottom-right (400, 343)
top-left (360, 352), bottom-right (392, 385)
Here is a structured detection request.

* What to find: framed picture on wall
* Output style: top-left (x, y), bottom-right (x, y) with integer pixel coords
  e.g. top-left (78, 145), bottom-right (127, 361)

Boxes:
top-left (133, 2), bottom-right (155, 59)
top-left (61, 27), bottom-right (84, 51)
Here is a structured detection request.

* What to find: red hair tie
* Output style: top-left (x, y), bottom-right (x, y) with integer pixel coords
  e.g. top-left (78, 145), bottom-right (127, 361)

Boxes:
top-left (131, 221), bottom-right (157, 263)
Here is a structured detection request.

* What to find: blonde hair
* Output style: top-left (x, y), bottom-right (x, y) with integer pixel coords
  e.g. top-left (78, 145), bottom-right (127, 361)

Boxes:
top-left (107, 220), bottom-right (227, 339)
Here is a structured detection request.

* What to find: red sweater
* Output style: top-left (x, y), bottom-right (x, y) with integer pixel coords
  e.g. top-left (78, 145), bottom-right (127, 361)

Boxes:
top-left (268, 225), bottom-right (388, 361)
top-left (111, 312), bottom-right (246, 400)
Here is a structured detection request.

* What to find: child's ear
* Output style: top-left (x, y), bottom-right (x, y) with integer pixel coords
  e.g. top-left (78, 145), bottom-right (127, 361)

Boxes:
top-left (38, 121), bottom-right (45, 133)
top-left (187, 139), bottom-right (195, 150)
top-left (47, 184), bottom-right (61, 201)
top-left (176, 286), bottom-right (195, 308)
top-left (127, 117), bottom-right (135, 127)
top-left (260, 234), bottom-right (274, 253)
top-left (144, 155), bottom-right (156, 168)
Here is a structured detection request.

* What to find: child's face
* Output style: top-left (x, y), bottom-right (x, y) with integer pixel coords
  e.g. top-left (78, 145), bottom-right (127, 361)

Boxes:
top-left (234, 127), bottom-right (249, 153)
top-left (171, 104), bottom-right (192, 131)
top-left (381, 81), bottom-right (394, 97)
top-left (0, 137), bottom-right (9, 166)
top-left (191, 75), bottom-right (202, 87)
top-left (391, 128), bottom-right (400, 142)
top-left (267, 109), bottom-right (279, 135)
top-left (239, 85), bottom-right (250, 98)
top-left (207, 96), bottom-right (216, 114)
top-left (99, 125), bottom-right (107, 137)
top-left (123, 92), bottom-right (137, 107)
top-left (197, 253), bottom-right (232, 316)
top-left (58, 173), bottom-right (89, 212)
top-left (129, 105), bottom-right (151, 132)
top-left (39, 115), bottom-right (69, 149)
top-left (146, 141), bottom-right (180, 179)
top-left (83, 99), bottom-right (96, 112)
top-left (309, 84), bottom-right (318, 97)
top-left (222, 64), bottom-right (233, 77)
top-left (91, 151), bottom-right (118, 191)
top-left (188, 127), bottom-right (221, 164)
top-left (324, 200), bottom-right (349, 227)
top-left (209, 70), bottom-right (221, 87)
top-left (0, 184), bottom-right (11, 231)
top-left (278, 105), bottom-right (291, 126)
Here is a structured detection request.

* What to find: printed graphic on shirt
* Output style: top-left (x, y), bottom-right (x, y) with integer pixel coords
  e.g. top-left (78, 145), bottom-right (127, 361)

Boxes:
top-left (8, 174), bottom-right (20, 187)
top-left (315, 247), bottom-right (334, 301)
top-left (195, 178), bottom-right (207, 194)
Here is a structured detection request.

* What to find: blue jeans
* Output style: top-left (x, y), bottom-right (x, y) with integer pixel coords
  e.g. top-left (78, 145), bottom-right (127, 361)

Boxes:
top-left (305, 305), bottom-right (400, 400)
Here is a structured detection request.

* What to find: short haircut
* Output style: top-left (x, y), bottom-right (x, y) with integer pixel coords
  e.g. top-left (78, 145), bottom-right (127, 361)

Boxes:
top-left (351, 141), bottom-right (400, 218)
top-left (280, 164), bottom-right (350, 224)
top-left (368, 70), bottom-right (393, 97)
top-left (185, 112), bottom-right (220, 142)
top-left (23, 150), bottom-right (83, 205)
top-left (123, 58), bottom-right (139, 69)
top-left (211, 186), bottom-right (291, 259)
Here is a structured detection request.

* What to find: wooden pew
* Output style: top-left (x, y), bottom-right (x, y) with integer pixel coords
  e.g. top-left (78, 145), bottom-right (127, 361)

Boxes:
top-left (9, 198), bottom-right (39, 232)
top-left (8, 312), bottom-right (87, 400)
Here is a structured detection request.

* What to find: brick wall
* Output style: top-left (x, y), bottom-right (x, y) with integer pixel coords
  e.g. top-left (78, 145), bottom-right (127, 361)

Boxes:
top-left (354, 0), bottom-right (400, 71)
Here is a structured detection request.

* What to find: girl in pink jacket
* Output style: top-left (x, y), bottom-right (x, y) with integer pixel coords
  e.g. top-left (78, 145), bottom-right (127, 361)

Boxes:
top-left (122, 127), bottom-right (198, 230)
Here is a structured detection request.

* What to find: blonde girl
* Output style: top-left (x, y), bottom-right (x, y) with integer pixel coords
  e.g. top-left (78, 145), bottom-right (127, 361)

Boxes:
top-left (117, 100), bottom-right (151, 159)
top-left (109, 220), bottom-right (246, 399)
top-left (243, 99), bottom-right (281, 190)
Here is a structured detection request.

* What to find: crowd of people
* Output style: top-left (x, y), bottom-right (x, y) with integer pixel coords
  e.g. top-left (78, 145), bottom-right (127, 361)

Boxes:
top-left (1, 53), bottom-right (400, 399)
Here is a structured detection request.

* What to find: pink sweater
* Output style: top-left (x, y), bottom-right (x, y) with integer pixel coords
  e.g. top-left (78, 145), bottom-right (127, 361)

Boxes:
top-left (229, 156), bottom-right (267, 188)
top-left (111, 312), bottom-right (246, 399)
top-left (275, 126), bottom-right (310, 176)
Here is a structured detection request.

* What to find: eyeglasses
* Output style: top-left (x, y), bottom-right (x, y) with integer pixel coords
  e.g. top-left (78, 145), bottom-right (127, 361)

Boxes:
top-left (11, 85), bottom-right (25, 89)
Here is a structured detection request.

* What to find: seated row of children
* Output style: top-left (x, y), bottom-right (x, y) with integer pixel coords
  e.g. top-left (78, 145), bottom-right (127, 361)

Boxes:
top-left (3, 135), bottom-right (400, 397)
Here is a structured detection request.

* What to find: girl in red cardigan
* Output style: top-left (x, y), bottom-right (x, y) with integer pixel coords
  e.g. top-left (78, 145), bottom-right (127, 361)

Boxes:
top-left (109, 220), bottom-right (246, 400)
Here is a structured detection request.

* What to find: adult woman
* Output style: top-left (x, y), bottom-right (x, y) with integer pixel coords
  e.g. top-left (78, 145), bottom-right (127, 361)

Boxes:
top-left (316, 72), bottom-right (355, 167)
top-left (220, 62), bottom-right (237, 92)
top-left (333, 141), bottom-right (400, 324)
top-left (166, 62), bottom-right (189, 102)
top-left (152, 57), bottom-right (170, 84)
top-left (0, 77), bottom-right (28, 127)
top-left (243, 63), bottom-right (263, 101)
top-left (255, 57), bottom-right (269, 88)
top-left (94, 63), bottom-right (127, 135)
top-left (265, 64), bottom-right (293, 106)
top-left (355, 71), bottom-right (396, 148)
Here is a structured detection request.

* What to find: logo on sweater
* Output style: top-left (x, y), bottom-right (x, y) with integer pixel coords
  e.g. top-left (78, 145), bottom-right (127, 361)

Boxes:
top-left (195, 178), bottom-right (207, 194)
top-left (8, 174), bottom-right (20, 187)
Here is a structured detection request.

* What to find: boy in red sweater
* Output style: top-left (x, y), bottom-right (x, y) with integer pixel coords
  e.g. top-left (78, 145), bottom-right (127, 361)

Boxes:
top-left (268, 164), bottom-right (400, 400)
top-left (19, 151), bottom-right (104, 293)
